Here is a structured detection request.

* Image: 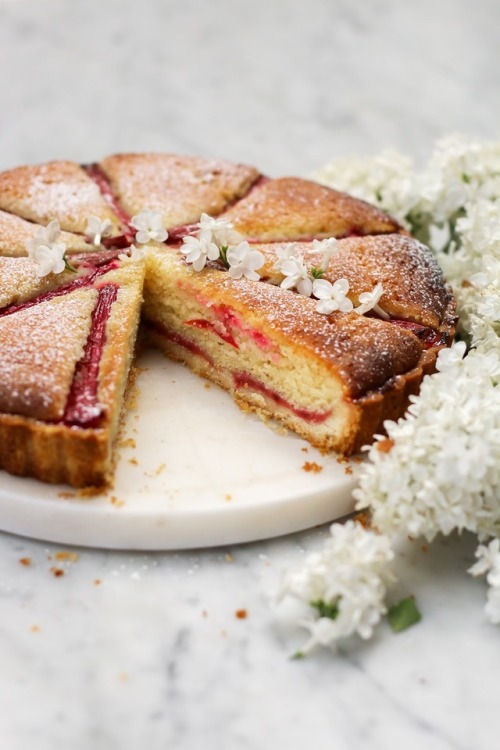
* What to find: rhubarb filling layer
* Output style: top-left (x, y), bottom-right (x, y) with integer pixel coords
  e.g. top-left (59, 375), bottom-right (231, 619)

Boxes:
top-left (62, 284), bottom-right (118, 428)
top-left (233, 372), bottom-right (333, 424)
top-left (84, 163), bottom-right (134, 241)
top-left (387, 318), bottom-right (449, 348)
top-left (146, 319), bottom-right (333, 426)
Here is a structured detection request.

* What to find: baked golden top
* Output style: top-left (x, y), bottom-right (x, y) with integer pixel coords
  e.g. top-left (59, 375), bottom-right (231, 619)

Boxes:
top-left (221, 177), bottom-right (404, 241)
top-left (98, 153), bottom-right (260, 228)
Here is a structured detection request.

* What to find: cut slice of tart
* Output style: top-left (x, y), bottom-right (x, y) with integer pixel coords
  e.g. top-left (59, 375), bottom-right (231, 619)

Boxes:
top-left (0, 255), bottom-right (144, 487)
top-left (142, 247), bottom-right (437, 455)
top-left (219, 177), bottom-right (405, 241)
top-left (96, 153), bottom-right (261, 231)
top-left (0, 160), bottom-right (127, 237)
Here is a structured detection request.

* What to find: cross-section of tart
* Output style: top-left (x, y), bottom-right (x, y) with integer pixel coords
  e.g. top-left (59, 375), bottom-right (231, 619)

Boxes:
top-left (142, 237), bottom-right (455, 455)
top-left (0, 253), bottom-right (144, 487)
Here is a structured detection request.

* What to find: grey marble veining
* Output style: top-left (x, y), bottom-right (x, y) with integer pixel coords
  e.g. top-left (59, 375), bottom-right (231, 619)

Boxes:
top-left (1, 0), bottom-right (500, 748)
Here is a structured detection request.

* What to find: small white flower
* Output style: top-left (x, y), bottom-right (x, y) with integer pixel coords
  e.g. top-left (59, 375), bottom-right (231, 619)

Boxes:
top-left (118, 244), bottom-right (145, 264)
top-left (25, 219), bottom-right (62, 255)
top-left (280, 256), bottom-right (313, 297)
top-left (198, 213), bottom-right (243, 247)
top-left (312, 278), bottom-right (353, 314)
top-left (131, 209), bottom-right (168, 244)
top-left (272, 243), bottom-right (300, 273)
top-left (279, 520), bottom-right (394, 654)
top-left (311, 237), bottom-right (340, 271)
top-left (435, 340), bottom-right (467, 371)
top-left (180, 230), bottom-right (220, 271)
top-left (30, 242), bottom-right (67, 278)
top-left (354, 283), bottom-right (389, 318)
top-left (25, 219), bottom-right (69, 277)
top-left (226, 241), bottom-right (264, 281)
top-left (85, 216), bottom-right (113, 246)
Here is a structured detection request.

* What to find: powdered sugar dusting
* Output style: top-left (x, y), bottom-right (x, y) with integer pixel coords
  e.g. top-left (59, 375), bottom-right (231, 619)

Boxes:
top-left (0, 288), bottom-right (98, 421)
top-left (98, 153), bottom-right (260, 228)
top-left (221, 177), bottom-right (402, 241)
top-left (0, 161), bottom-right (123, 234)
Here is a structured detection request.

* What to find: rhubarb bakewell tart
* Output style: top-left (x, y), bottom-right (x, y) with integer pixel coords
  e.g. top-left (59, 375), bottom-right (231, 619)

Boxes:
top-left (0, 154), bottom-right (456, 487)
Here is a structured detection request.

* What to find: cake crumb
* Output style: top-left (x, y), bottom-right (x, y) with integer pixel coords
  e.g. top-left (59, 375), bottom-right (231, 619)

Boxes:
top-left (55, 551), bottom-right (79, 562)
top-left (224, 493), bottom-right (232, 502)
top-left (94, 578), bottom-right (102, 586)
top-left (225, 553), bottom-right (234, 563)
top-left (117, 672), bottom-right (129, 683)
top-left (58, 491), bottom-right (76, 499)
top-left (235, 609), bottom-right (248, 620)
top-left (204, 382), bottom-right (211, 389)
top-left (50, 567), bottom-right (64, 577)
top-left (302, 461), bottom-right (323, 473)
top-left (119, 438), bottom-right (136, 450)
top-left (19, 557), bottom-right (32, 566)
top-left (421, 543), bottom-right (429, 553)
top-left (128, 457), bottom-right (139, 466)
top-left (301, 447), bottom-right (309, 453)
top-left (344, 465), bottom-right (353, 475)
top-left (110, 496), bottom-right (125, 508)
top-left (30, 625), bottom-right (41, 633)
top-left (202, 609), bottom-right (208, 618)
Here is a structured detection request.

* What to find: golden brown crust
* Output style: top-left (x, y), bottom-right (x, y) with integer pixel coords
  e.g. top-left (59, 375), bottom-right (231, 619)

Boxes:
top-left (221, 177), bottom-right (404, 241)
top-left (98, 153), bottom-right (261, 228)
top-left (0, 161), bottom-right (125, 236)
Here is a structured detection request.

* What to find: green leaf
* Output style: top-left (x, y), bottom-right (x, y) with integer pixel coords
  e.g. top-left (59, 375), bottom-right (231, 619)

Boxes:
top-left (64, 257), bottom-right (78, 273)
top-left (310, 599), bottom-right (339, 620)
top-left (310, 267), bottom-right (324, 279)
top-left (218, 245), bottom-right (229, 268)
top-left (387, 596), bottom-right (422, 633)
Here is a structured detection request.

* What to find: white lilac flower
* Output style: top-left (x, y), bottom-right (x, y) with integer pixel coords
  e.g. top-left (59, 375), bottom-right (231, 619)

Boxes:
top-left (29, 242), bottom-right (67, 278)
top-left (180, 230), bottom-right (220, 271)
top-left (354, 347), bottom-right (500, 542)
top-left (272, 243), bottom-right (300, 273)
top-left (118, 244), bottom-right (145, 264)
top-left (354, 283), bottom-right (389, 318)
top-left (85, 216), bottom-right (113, 246)
top-left (25, 219), bottom-right (69, 277)
top-left (25, 219), bottom-right (62, 255)
top-left (311, 237), bottom-right (340, 272)
top-left (435, 340), bottom-right (467, 372)
top-left (280, 256), bottom-right (313, 297)
top-left (131, 209), bottom-right (168, 244)
top-left (279, 520), bottom-right (395, 654)
top-left (226, 241), bottom-right (264, 281)
top-left (312, 278), bottom-right (353, 315)
top-left (469, 539), bottom-right (500, 623)
top-left (198, 213), bottom-right (243, 247)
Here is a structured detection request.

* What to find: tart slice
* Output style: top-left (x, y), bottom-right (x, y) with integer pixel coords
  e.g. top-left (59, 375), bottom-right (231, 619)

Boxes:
top-left (0, 255), bottom-right (144, 487)
top-left (0, 160), bottom-right (126, 237)
top-left (96, 153), bottom-right (261, 231)
top-left (220, 177), bottom-right (405, 241)
top-left (142, 247), bottom-right (437, 455)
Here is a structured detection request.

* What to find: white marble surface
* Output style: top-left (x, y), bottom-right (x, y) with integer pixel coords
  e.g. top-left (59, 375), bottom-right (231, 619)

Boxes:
top-left (1, 0), bottom-right (500, 748)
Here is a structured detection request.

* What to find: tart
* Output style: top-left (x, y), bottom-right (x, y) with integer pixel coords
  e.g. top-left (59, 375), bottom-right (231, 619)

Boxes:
top-left (0, 153), bottom-right (456, 486)
top-left (0, 254), bottom-right (144, 486)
